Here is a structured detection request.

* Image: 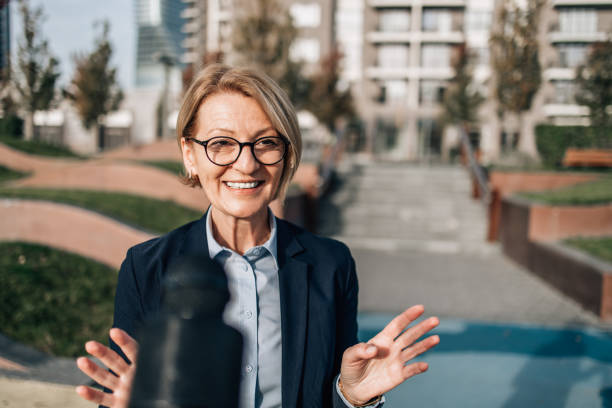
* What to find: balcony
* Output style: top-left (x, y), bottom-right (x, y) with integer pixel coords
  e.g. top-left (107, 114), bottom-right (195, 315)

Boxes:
top-left (367, 31), bottom-right (412, 43)
top-left (542, 104), bottom-right (589, 117)
top-left (369, 0), bottom-right (413, 6)
top-left (552, 0), bottom-right (612, 5)
top-left (182, 21), bottom-right (199, 34)
top-left (549, 31), bottom-right (608, 43)
top-left (365, 66), bottom-right (412, 79)
top-left (418, 67), bottom-right (454, 80)
top-left (180, 7), bottom-right (200, 19)
top-left (544, 68), bottom-right (576, 81)
top-left (181, 36), bottom-right (199, 49)
top-left (420, 31), bottom-right (464, 43)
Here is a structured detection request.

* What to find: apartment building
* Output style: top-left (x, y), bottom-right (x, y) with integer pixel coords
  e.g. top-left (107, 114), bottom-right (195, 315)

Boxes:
top-left (538, 1), bottom-right (612, 126)
top-left (181, 0), bottom-right (336, 74)
top-left (0, 1), bottom-right (9, 74)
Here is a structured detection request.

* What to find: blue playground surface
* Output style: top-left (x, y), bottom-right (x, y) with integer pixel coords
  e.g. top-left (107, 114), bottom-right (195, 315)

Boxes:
top-left (357, 314), bottom-right (612, 408)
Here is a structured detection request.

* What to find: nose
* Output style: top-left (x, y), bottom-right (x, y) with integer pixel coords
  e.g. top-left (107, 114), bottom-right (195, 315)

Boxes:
top-left (231, 144), bottom-right (260, 173)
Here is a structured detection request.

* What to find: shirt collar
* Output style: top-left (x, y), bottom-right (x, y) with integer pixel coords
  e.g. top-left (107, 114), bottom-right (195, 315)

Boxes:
top-left (205, 208), bottom-right (279, 267)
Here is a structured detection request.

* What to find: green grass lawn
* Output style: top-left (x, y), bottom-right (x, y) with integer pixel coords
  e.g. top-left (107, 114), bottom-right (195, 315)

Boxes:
top-left (0, 188), bottom-right (203, 234)
top-left (0, 165), bottom-right (29, 183)
top-left (0, 242), bottom-right (116, 357)
top-left (0, 134), bottom-right (85, 159)
top-left (518, 176), bottom-right (612, 205)
top-left (564, 237), bottom-right (612, 264)
top-left (140, 160), bottom-right (185, 176)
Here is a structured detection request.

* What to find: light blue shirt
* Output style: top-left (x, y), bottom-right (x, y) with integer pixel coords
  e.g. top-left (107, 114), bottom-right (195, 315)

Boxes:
top-left (206, 210), bottom-right (282, 408)
top-left (206, 210), bottom-right (382, 408)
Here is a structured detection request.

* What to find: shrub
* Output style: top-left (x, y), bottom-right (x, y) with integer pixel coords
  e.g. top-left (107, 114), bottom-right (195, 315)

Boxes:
top-left (535, 125), bottom-right (612, 168)
top-left (0, 115), bottom-right (24, 138)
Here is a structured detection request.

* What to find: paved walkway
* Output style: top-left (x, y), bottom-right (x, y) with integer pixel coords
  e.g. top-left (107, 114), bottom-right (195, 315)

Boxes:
top-left (319, 158), bottom-right (610, 328)
top-left (0, 199), bottom-right (153, 269)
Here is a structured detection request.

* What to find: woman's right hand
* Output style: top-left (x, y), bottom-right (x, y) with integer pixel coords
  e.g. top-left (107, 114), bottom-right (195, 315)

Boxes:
top-left (76, 328), bottom-right (139, 408)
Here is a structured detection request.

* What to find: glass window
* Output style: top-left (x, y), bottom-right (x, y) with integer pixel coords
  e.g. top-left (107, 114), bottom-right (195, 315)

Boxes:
top-left (378, 45), bottom-right (409, 68)
top-left (558, 8), bottom-right (597, 34)
top-left (290, 38), bottom-right (320, 63)
top-left (465, 10), bottom-right (492, 32)
top-left (290, 3), bottom-right (321, 28)
top-left (552, 81), bottom-right (576, 104)
top-left (557, 44), bottom-right (588, 68)
top-left (421, 44), bottom-right (450, 68)
top-left (420, 80), bottom-right (446, 105)
top-left (422, 9), bottom-right (452, 33)
top-left (379, 9), bottom-right (411, 32)
top-left (380, 80), bottom-right (408, 104)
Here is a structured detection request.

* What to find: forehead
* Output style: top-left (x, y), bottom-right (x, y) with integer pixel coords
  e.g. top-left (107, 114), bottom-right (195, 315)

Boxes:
top-left (196, 92), bottom-right (273, 132)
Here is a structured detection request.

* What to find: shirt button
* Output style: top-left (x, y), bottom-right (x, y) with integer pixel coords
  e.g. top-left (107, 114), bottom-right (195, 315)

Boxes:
top-left (245, 365), bottom-right (253, 373)
top-left (242, 263), bottom-right (248, 272)
top-left (245, 310), bottom-right (253, 319)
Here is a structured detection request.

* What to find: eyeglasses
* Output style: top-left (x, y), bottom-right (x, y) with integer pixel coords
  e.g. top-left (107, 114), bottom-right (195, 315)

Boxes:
top-left (185, 135), bottom-right (289, 166)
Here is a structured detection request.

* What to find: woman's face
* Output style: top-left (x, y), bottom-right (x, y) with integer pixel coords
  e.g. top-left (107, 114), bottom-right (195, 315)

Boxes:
top-left (181, 92), bottom-right (284, 222)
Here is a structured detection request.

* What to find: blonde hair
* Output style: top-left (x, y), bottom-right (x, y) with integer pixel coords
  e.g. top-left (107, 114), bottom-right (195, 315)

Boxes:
top-left (176, 64), bottom-right (302, 201)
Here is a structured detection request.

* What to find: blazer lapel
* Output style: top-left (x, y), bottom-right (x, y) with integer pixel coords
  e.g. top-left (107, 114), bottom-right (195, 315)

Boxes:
top-left (277, 220), bottom-right (309, 408)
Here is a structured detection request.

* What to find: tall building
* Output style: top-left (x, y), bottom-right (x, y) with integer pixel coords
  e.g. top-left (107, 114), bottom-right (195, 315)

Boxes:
top-left (181, 0), bottom-right (336, 74)
top-left (0, 1), bottom-right (9, 74)
top-left (135, 0), bottom-right (186, 89)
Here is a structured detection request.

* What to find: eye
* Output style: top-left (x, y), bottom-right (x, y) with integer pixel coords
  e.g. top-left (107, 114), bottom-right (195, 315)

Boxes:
top-left (257, 137), bottom-right (281, 146)
top-left (208, 138), bottom-right (234, 147)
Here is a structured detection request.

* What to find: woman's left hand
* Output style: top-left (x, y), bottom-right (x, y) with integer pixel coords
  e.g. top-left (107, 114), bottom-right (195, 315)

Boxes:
top-left (339, 305), bottom-right (439, 405)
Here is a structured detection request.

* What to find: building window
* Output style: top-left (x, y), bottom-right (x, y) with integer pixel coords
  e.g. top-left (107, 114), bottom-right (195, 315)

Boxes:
top-left (290, 3), bottom-right (321, 28)
top-left (557, 44), bottom-right (588, 68)
top-left (379, 9), bottom-right (411, 32)
top-left (471, 47), bottom-right (489, 66)
top-left (558, 8), bottom-right (597, 34)
top-left (420, 80), bottom-right (446, 105)
top-left (422, 8), bottom-right (452, 33)
top-left (377, 45), bottom-right (409, 68)
top-left (290, 38), bottom-right (320, 64)
top-left (552, 80), bottom-right (576, 104)
top-left (465, 10), bottom-right (491, 32)
top-left (379, 80), bottom-right (408, 104)
top-left (421, 44), bottom-right (450, 68)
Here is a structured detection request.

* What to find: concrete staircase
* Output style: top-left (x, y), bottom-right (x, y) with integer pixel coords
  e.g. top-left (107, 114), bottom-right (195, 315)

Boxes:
top-left (318, 159), bottom-right (492, 255)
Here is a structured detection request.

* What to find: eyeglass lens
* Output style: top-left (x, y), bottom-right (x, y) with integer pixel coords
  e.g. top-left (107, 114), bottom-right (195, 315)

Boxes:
top-left (206, 137), bottom-right (286, 165)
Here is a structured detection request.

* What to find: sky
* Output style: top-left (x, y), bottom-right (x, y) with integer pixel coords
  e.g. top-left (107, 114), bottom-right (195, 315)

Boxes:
top-left (10, 0), bottom-right (135, 90)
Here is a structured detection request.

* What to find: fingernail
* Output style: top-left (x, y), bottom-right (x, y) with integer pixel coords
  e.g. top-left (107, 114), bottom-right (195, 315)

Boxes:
top-left (367, 345), bottom-right (377, 353)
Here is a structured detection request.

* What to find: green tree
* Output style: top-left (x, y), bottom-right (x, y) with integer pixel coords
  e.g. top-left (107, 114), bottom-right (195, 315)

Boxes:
top-left (13, 0), bottom-right (60, 141)
top-left (67, 21), bottom-right (123, 150)
top-left (305, 49), bottom-right (355, 132)
top-left (575, 38), bottom-right (612, 130)
top-left (231, 0), bottom-right (309, 107)
top-left (490, 0), bottom-right (544, 157)
top-left (440, 44), bottom-right (484, 128)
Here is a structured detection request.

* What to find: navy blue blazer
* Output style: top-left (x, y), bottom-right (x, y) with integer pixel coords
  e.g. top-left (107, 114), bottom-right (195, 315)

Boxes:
top-left (110, 214), bottom-right (359, 407)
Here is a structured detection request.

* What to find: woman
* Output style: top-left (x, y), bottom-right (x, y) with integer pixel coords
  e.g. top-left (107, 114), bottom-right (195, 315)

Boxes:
top-left (75, 64), bottom-right (440, 408)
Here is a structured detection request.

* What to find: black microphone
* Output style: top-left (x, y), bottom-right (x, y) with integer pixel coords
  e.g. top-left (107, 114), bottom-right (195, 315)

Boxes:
top-left (129, 255), bottom-right (243, 408)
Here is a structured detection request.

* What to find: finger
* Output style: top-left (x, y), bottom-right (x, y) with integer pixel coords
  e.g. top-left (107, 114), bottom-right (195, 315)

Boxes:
top-left (376, 305), bottom-right (425, 340)
top-left (342, 342), bottom-right (378, 366)
top-left (110, 328), bottom-right (139, 364)
top-left (396, 317), bottom-right (440, 349)
top-left (402, 361), bottom-right (429, 380)
top-left (85, 340), bottom-right (130, 376)
top-left (76, 385), bottom-right (114, 407)
top-left (401, 335), bottom-right (440, 362)
top-left (76, 357), bottom-right (119, 391)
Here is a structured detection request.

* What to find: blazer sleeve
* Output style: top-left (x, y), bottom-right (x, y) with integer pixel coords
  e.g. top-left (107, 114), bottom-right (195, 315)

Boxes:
top-left (109, 247), bottom-right (145, 362)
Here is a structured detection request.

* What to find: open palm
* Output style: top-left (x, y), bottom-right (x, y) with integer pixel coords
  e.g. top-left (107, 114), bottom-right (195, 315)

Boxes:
top-left (339, 305), bottom-right (440, 405)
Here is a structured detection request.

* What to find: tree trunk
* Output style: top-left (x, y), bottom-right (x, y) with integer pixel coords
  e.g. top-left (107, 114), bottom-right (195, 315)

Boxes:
top-left (517, 111), bottom-right (539, 159)
top-left (23, 111), bottom-right (34, 141)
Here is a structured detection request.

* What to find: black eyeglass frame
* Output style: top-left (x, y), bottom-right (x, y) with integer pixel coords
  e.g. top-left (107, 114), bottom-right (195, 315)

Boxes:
top-left (184, 135), bottom-right (290, 166)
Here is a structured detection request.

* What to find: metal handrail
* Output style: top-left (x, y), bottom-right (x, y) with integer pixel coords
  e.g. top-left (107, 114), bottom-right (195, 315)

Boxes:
top-left (459, 126), bottom-right (490, 206)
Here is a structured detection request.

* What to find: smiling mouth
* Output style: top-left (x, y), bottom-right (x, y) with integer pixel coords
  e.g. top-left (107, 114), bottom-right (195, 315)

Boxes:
top-left (224, 181), bottom-right (263, 189)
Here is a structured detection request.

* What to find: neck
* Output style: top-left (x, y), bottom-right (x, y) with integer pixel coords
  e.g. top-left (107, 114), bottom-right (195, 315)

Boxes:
top-left (210, 207), bottom-right (271, 255)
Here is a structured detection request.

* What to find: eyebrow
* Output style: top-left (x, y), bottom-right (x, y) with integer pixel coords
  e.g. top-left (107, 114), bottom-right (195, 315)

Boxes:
top-left (207, 127), bottom-right (277, 137)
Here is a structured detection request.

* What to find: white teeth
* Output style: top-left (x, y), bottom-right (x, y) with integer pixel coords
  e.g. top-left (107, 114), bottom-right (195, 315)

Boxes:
top-left (226, 181), bottom-right (259, 189)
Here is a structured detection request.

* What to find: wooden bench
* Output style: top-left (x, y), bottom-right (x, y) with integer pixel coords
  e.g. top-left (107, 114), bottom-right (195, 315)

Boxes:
top-left (563, 148), bottom-right (612, 168)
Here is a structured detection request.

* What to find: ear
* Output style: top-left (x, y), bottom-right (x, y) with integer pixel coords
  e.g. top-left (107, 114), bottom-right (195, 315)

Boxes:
top-left (180, 138), bottom-right (198, 176)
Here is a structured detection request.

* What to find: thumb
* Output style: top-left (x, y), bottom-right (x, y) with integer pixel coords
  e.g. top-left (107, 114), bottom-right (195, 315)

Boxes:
top-left (344, 342), bottom-right (378, 365)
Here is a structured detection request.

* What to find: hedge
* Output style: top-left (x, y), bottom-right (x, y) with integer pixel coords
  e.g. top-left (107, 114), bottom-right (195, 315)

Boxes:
top-left (535, 125), bottom-right (612, 168)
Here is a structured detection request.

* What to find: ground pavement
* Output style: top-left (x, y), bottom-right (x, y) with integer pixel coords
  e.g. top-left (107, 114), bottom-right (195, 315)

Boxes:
top-left (318, 157), bottom-right (612, 407)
